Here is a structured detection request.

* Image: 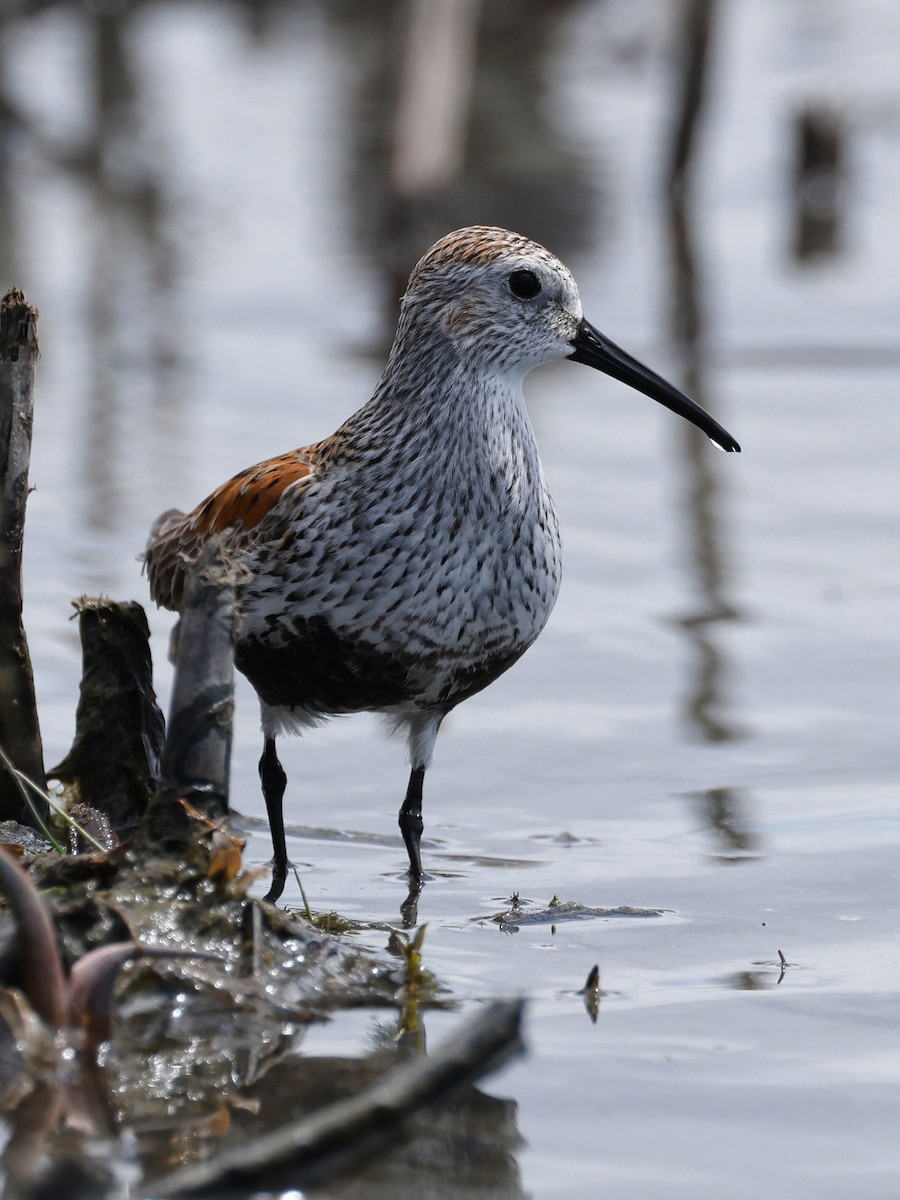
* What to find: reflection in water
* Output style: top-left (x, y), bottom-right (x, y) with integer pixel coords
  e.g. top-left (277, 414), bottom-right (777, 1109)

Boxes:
top-left (725, 968), bottom-right (777, 991)
top-left (0, 24), bottom-right (20, 291)
top-left (324, 1070), bottom-right (524, 1199)
top-left (0, 992), bottom-right (525, 1200)
top-left (662, 3), bottom-right (760, 872)
top-left (791, 104), bottom-right (846, 263)
top-left (663, 0), bottom-right (744, 747)
top-left (0, 5), bottom-right (183, 537)
top-left (670, 401), bottom-right (745, 745)
top-left (695, 786), bottom-right (760, 862)
top-left (580, 963), bottom-right (601, 1024)
top-left (328, 0), bottom-right (595, 332)
top-left (728, 952), bottom-right (788, 990)
top-left (83, 6), bottom-right (180, 535)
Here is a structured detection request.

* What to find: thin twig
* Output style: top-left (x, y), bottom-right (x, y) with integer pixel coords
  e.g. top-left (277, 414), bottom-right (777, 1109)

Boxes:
top-left (0, 742), bottom-right (64, 853)
top-left (0, 742), bottom-right (107, 854)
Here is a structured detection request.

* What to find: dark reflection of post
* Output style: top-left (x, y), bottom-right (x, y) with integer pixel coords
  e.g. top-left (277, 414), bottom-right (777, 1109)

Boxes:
top-left (791, 105), bottom-right (845, 263)
top-left (83, 6), bottom-right (178, 534)
top-left (664, 0), bottom-right (743, 746)
top-left (0, 20), bottom-right (21, 290)
top-left (386, 0), bottom-right (483, 305)
top-left (326, 0), bottom-right (595, 337)
top-left (84, 3), bottom-right (120, 536)
top-left (0, 7), bottom-right (180, 537)
top-left (695, 785), bottom-right (759, 861)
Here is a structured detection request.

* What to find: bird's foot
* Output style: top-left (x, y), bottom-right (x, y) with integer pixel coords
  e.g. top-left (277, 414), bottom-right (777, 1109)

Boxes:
top-left (264, 859), bottom-right (313, 919)
top-left (264, 861), bottom-right (289, 904)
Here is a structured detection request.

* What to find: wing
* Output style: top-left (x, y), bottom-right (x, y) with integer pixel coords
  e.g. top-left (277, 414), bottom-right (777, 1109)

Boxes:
top-left (143, 448), bottom-right (317, 611)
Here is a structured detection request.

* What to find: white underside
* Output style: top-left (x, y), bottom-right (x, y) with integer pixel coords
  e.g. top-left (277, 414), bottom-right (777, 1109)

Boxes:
top-left (260, 700), bottom-right (444, 770)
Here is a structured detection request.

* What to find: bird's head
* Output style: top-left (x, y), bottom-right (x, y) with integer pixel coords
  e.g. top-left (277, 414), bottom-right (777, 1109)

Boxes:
top-left (401, 226), bottom-right (740, 453)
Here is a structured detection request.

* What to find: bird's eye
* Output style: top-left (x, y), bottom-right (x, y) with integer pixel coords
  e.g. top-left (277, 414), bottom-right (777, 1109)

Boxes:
top-left (508, 269), bottom-right (542, 300)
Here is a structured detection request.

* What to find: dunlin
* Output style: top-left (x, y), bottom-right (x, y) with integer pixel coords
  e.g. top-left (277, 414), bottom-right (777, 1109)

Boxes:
top-left (145, 226), bottom-right (740, 902)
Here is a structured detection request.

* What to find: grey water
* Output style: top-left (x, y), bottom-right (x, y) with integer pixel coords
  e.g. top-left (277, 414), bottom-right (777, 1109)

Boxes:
top-left (3, 1), bottom-right (900, 1196)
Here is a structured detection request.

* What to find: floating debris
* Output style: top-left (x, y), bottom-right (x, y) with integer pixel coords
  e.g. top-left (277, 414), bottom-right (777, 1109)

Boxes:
top-left (483, 899), bottom-right (668, 928)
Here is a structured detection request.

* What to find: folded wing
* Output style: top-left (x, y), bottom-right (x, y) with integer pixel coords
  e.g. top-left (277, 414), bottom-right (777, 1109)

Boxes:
top-left (144, 449), bottom-right (317, 611)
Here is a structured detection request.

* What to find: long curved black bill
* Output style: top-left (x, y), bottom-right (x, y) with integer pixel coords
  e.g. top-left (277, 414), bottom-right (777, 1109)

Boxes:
top-left (569, 318), bottom-right (741, 453)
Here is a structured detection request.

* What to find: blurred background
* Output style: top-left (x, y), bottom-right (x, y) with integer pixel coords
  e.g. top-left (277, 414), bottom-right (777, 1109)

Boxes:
top-left (5, 0), bottom-right (896, 850)
top-left (1, 1), bottom-right (899, 1194)
top-left (3, 0), bottom-right (896, 789)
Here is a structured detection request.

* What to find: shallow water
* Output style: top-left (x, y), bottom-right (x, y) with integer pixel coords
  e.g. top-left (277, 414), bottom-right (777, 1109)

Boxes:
top-left (3, 1), bottom-right (900, 1196)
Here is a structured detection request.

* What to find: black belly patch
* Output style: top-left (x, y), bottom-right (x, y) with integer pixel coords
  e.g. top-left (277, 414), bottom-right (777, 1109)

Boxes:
top-left (235, 616), bottom-right (525, 718)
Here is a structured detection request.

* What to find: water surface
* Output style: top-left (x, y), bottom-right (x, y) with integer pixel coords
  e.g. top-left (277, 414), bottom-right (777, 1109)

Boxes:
top-left (2, 1), bottom-right (899, 1196)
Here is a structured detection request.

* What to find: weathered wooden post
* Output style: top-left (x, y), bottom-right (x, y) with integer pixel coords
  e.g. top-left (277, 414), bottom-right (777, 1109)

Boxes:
top-left (137, 538), bottom-right (237, 862)
top-left (0, 288), bottom-right (45, 824)
top-left (49, 598), bottom-right (166, 840)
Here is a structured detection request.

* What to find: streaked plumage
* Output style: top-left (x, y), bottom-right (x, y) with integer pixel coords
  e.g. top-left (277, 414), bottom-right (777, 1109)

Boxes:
top-left (145, 226), bottom-right (740, 901)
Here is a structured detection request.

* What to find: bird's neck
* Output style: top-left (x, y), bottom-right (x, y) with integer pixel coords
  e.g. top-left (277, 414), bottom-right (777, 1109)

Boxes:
top-left (347, 336), bottom-right (544, 505)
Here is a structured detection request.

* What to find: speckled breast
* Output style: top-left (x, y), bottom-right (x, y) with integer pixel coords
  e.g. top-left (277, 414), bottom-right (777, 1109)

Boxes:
top-left (234, 477), bottom-right (561, 718)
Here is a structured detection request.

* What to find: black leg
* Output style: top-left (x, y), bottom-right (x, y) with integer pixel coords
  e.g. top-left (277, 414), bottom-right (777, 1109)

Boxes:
top-left (259, 736), bottom-right (290, 902)
top-left (399, 765), bottom-right (426, 882)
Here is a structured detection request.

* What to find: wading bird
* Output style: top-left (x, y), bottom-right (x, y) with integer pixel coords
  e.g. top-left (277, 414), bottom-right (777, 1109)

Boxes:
top-left (145, 227), bottom-right (740, 902)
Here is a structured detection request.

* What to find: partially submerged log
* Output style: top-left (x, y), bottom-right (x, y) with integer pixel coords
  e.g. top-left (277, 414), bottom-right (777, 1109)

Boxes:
top-left (0, 289), bottom-right (44, 825)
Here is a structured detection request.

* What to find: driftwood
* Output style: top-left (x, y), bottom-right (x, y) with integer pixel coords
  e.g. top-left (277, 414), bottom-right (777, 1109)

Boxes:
top-left (0, 289), bottom-right (44, 824)
top-left (49, 599), bottom-right (165, 839)
top-left (144, 997), bottom-right (525, 1200)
